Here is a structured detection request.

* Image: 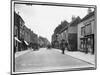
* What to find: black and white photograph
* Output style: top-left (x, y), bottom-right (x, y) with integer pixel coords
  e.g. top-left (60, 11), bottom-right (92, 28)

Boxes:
top-left (11, 0), bottom-right (97, 74)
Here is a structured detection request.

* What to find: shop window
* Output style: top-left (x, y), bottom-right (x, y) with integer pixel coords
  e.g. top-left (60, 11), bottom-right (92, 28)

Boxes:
top-left (80, 39), bottom-right (83, 49)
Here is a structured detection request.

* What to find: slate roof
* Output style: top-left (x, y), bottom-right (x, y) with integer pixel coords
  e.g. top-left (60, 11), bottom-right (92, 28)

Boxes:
top-left (81, 11), bottom-right (95, 22)
top-left (54, 20), bottom-right (69, 34)
top-left (69, 16), bottom-right (81, 27)
top-left (14, 12), bottom-right (25, 26)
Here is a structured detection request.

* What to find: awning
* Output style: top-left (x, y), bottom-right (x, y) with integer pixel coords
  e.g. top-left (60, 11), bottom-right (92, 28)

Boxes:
top-left (14, 37), bottom-right (21, 43)
top-left (24, 40), bottom-right (29, 45)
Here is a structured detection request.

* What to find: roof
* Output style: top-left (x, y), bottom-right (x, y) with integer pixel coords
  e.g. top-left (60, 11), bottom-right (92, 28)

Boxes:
top-left (54, 20), bottom-right (69, 34)
top-left (69, 16), bottom-right (81, 27)
top-left (58, 24), bottom-right (68, 34)
top-left (14, 12), bottom-right (25, 26)
top-left (81, 11), bottom-right (95, 22)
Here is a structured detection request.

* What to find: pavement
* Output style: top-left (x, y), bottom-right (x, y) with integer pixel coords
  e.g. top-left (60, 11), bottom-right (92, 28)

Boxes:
top-left (64, 50), bottom-right (95, 65)
top-left (15, 48), bottom-right (95, 73)
top-left (53, 49), bottom-right (95, 65)
top-left (15, 48), bottom-right (32, 58)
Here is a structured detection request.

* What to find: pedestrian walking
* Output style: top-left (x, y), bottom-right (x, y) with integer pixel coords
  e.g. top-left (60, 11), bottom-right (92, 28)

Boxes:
top-left (60, 39), bottom-right (66, 54)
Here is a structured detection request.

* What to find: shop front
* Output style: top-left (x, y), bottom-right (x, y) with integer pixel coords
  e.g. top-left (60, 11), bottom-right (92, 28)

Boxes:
top-left (86, 34), bottom-right (94, 54)
top-left (14, 37), bottom-right (22, 53)
top-left (80, 34), bottom-right (94, 54)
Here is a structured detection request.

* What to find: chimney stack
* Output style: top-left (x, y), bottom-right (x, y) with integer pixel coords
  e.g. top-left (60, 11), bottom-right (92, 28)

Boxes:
top-left (88, 8), bottom-right (92, 14)
top-left (72, 15), bottom-right (76, 21)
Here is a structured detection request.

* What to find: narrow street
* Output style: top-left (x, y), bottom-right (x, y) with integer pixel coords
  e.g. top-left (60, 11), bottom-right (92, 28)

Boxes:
top-left (15, 48), bottom-right (94, 72)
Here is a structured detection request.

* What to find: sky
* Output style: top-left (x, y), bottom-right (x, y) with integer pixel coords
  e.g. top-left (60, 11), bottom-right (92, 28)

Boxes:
top-left (15, 4), bottom-right (89, 42)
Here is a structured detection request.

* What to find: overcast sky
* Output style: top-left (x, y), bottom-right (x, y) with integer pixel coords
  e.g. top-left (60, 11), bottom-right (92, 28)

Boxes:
top-left (15, 4), bottom-right (89, 42)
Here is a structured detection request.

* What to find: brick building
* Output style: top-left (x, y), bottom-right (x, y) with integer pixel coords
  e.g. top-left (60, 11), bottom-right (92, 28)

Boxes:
top-left (68, 16), bottom-right (81, 51)
top-left (38, 36), bottom-right (50, 48)
top-left (14, 12), bottom-right (24, 52)
top-left (14, 12), bottom-right (38, 52)
top-left (77, 10), bottom-right (96, 54)
top-left (51, 17), bottom-right (81, 51)
top-left (51, 20), bottom-right (69, 49)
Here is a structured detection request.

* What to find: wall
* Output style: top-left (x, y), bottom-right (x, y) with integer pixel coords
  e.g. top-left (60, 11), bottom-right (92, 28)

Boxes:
top-left (77, 22), bottom-right (85, 51)
top-left (68, 25), bottom-right (77, 33)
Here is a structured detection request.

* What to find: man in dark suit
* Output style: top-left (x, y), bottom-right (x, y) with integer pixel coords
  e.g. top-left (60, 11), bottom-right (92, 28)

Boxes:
top-left (60, 39), bottom-right (66, 54)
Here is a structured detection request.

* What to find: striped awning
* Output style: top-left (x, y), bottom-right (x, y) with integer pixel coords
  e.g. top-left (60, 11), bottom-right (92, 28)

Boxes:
top-left (14, 37), bottom-right (21, 43)
top-left (24, 40), bottom-right (29, 45)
